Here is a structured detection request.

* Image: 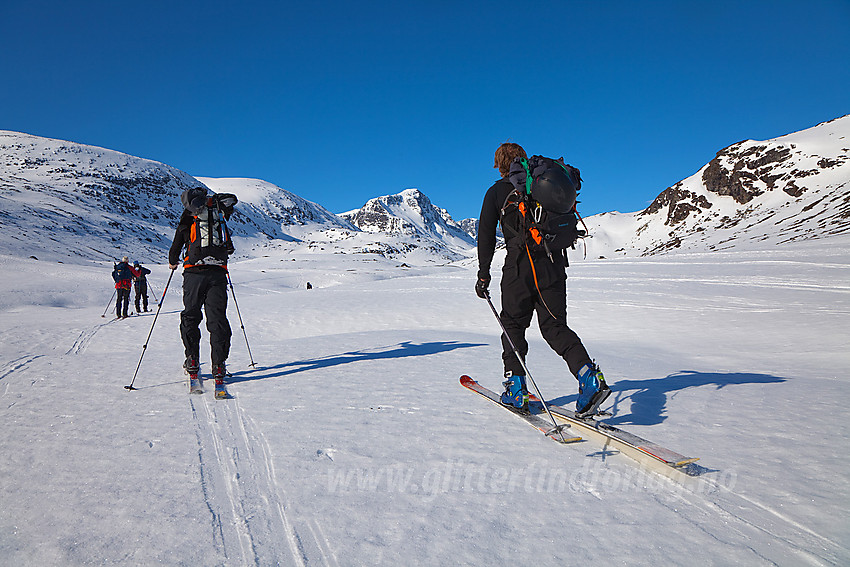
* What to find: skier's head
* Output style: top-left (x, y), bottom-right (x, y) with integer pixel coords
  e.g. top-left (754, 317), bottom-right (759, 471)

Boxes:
top-left (134, 261), bottom-right (140, 267)
top-left (494, 142), bottom-right (527, 177)
top-left (122, 256), bottom-right (129, 263)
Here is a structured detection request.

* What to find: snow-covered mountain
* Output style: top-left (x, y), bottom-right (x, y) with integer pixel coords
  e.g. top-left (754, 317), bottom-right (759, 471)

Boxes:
top-left (458, 217), bottom-right (479, 241)
top-left (0, 132), bottom-right (473, 265)
top-left (341, 188), bottom-right (475, 249)
top-left (196, 181), bottom-right (475, 263)
top-left (580, 115), bottom-right (850, 258)
top-left (0, 131), bottom-right (331, 264)
top-left (3, 115), bottom-right (847, 267)
top-left (315, 187), bottom-right (477, 263)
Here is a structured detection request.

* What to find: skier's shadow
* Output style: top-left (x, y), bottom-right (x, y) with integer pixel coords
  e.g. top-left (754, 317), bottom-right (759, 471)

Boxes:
top-left (549, 371), bottom-right (786, 426)
top-left (228, 340), bottom-right (486, 384)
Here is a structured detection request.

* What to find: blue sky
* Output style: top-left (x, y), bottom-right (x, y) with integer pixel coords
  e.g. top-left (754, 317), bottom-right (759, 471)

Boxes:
top-left (2, 1), bottom-right (848, 221)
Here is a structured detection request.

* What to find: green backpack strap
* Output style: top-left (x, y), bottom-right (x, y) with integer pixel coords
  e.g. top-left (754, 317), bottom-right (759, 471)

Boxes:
top-left (520, 157), bottom-right (533, 196)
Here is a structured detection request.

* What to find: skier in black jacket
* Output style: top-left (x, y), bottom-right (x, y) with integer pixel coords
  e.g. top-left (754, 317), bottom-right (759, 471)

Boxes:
top-left (132, 261), bottom-right (151, 312)
top-left (475, 142), bottom-right (610, 415)
top-left (168, 187), bottom-right (236, 396)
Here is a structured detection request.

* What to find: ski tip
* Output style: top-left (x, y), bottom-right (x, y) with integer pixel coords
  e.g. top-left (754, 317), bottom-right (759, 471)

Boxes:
top-left (674, 457), bottom-right (700, 467)
top-left (459, 375), bottom-right (475, 386)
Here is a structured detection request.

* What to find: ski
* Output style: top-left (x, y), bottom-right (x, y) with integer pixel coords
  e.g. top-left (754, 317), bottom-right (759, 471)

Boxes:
top-left (460, 376), bottom-right (581, 444)
top-left (188, 374), bottom-right (204, 395)
top-left (528, 394), bottom-right (699, 469)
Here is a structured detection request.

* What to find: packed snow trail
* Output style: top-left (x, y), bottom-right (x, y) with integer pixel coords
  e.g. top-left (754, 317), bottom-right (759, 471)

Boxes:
top-left (189, 394), bottom-right (319, 566)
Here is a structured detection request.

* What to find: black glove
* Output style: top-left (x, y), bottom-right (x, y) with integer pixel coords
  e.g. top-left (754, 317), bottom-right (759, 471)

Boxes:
top-left (475, 275), bottom-right (491, 299)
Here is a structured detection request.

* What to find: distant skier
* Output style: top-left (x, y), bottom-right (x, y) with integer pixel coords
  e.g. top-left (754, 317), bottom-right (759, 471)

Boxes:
top-left (168, 187), bottom-right (238, 398)
top-left (133, 261), bottom-right (152, 312)
top-left (111, 256), bottom-right (138, 319)
top-left (475, 142), bottom-right (610, 415)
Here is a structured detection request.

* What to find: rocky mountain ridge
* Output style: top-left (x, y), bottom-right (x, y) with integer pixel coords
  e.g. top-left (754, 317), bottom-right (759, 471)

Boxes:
top-left (579, 115), bottom-right (850, 258)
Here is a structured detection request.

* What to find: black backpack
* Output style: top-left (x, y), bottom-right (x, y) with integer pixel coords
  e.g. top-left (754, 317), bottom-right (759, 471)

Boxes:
top-left (112, 262), bottom-right (133, 282)
top-left (180, 188), bottom-right (238, 268)
top-left (501, 155), bottom-right (585, 257)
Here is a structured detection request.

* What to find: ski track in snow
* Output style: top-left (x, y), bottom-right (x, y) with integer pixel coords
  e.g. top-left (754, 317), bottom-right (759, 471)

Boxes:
top-left (655, 474), bottom-right (848, 565)
top-left (64, 325), bottom-right (104, 355)
top-left (0, 355), bottom-right (43, 408)
top-left (190, 388), bottom-right (336, 566)
top-left (0, 355), bottom-right (42, 383)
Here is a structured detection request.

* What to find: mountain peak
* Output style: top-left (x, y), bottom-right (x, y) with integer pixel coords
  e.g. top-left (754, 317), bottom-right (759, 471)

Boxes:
top-left (341, 188), bottom-right (475, 249)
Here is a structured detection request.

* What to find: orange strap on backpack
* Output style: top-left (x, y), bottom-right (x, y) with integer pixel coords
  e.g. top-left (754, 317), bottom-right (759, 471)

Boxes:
top-left (517, 200), bottom-right (543, 246)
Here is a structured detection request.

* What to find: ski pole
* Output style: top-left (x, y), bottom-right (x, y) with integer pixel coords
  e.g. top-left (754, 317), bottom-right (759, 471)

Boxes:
top-left (101, 288), bottom-right (117, 318)
top-left (226, 271), bottom-right (256, 367)
top-left (148, 280), bottom-right (160, 304)
top-left (483, 292), bottom-right (569, 442)
top-left (125, 266), bottom-right (176, 391)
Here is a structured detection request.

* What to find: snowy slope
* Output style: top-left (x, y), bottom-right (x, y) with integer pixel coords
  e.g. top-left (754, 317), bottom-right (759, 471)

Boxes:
top-left (0, 130), bottom-right (199, 264)
top-left (196, 176), bottom-right (355, 240)
top-left (579, 115), bottom-right (850, 258)
top-left (0, 235), bottom-right (848, 565)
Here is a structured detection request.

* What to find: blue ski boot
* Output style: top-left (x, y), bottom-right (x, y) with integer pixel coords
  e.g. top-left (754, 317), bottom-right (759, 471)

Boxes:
top-left (213, 363), bottom-right (230, 400)
top-left (500, 371), bottom-right (528, 410)
top-left (576, 363), bottom-right (611, 416)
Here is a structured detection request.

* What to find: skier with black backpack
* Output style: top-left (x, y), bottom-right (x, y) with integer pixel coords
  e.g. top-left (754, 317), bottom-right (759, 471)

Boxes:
top-left (475, 142), bottom-right (611, 417)
top-left (168, 186), bottom-right (238, 398)
top-left (112, 256), bottom-right (139, 319)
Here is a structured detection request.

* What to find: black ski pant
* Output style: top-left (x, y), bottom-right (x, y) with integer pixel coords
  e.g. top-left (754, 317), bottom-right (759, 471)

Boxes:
top-left (134, 280), bottom-right (148, 312)
top-left (180, 269), bottom-right (231, 367)
top-left (499, 250), bottom-right (592, 379)
top-left (116, 287), bottom-right (131, 318)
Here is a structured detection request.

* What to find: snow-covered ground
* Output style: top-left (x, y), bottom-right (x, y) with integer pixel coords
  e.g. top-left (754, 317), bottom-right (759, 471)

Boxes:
top-left (1, 236), bottom-right (848, 566)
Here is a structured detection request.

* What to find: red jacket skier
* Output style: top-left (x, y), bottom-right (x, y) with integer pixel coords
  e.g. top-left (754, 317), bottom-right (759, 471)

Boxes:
top-left (112, 256), bottom-right (140, 318)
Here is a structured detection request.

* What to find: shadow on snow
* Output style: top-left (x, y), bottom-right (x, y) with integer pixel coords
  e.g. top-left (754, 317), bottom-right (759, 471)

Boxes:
top-left (229, 340), bottom-right (486, 384)
top-left (549, 370), bottom-right (787, 426)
